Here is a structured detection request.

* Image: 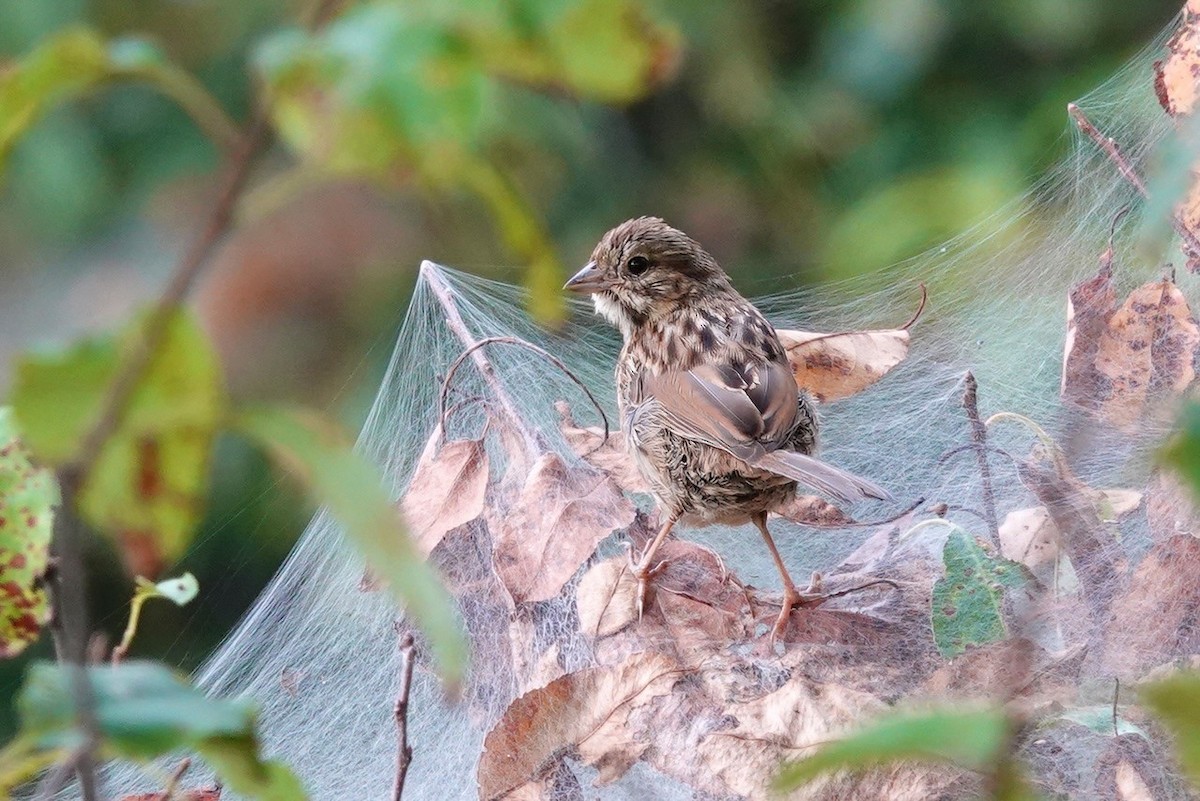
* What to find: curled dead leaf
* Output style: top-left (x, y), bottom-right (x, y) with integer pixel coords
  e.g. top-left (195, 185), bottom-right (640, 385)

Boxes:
top-left (1094, 279), bottom-right (1200, 428)
top-left (1062, 238), bottom-right (1117, 406)
top-left (400, 426), bottom-right (489, 555)
top-left (998, 487), bottom-right (1142, 574)
top-left (477, 652), bottom-right (685, 800)
top-left (775, 285), bottom-right (922, 403)
top-left (489, 452), bottom-right (635, 605)
top-left (554, 401), bottom-right (647, 494)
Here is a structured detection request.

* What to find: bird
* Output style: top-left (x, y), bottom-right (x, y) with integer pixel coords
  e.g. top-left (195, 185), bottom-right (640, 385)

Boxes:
top-left (564, 216), bottom-right (890, 644)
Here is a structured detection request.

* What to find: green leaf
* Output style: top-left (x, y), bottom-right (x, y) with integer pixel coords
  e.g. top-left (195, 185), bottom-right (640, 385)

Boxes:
top-left (0, 407), bottom-right (58, 658)
top-left (0, 28), bottom-right (110, 167)
top-left (773, 706), bottom-right (1010, 792)
top-left (472, 0), bottom-right (680, 103)
top-left (11, 310), bottom-right (224, 575)
top-left (931, 527), bottom-right (1027, 658)
top-left (1141, 671), bottom-right (1200, 788)
top-left (1164, 401), bottom-right (1200, 502)
top-left (232, 406), bottom-right (467, 688)
top-left (16, 660), bottom-right (306, 799)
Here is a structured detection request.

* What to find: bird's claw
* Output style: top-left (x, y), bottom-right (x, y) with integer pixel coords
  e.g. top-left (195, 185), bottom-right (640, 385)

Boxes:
top-left (633, 559), bottom-right (667, 620)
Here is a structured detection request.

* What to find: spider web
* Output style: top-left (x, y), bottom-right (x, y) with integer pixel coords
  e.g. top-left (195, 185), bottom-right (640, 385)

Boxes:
top-left (90, 12), bottom-right (1200, 801)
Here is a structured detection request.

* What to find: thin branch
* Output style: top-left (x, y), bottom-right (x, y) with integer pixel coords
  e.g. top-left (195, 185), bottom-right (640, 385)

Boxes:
top-left (438, 336), bottom-right (611, 446)
top-left (421, 263), bottom-right (541, 454)
top-left (392, 632), bottom-right (417, 801)
top-left (1068, 102), bottom-right (1200, 258)
top-left (962, 372), bottom-right (1000, 545)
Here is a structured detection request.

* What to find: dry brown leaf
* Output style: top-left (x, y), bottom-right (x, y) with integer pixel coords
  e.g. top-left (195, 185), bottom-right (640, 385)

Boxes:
top-left (576, 557), bottom-right (637, 639)
top-left (490, 452), bottom-right (635, 605)
top-left (1115, 761), bottom-right (1155, 801)
top-left (477, 652), bottom-right (685, 800)
top-left (773, 494), bottom-right (856, 527)
top-left (554, 401), bottom-right (647, 494)
top-left (1094, 279), bottom-right (1200, 428)
top-left (1094, 534), bottom-right (1200, 678)
top-left (1061, 244), bottom-right (1117, 407)
top-left (777, 327), bottom-right (910, 403)
top-left (1155, 0), bottom-right (1200, 117)
top-left (400, 427), bottom-right (489, 555)
top-left (999, 489), bottom-right (1140, 572)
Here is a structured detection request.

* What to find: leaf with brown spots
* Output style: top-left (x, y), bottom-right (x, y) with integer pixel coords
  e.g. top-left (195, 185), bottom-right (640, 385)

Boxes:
top-left (1155, 0), bottom-right (1200, 117)
top-left (1093, 279), bottom-right (1200, 428)
top-left (477, 652), bottom-right (684, 800)
top-left (400, 425), bottom-right (489, 555)
top-left (554, 400), bottom-right (646, 494)
top-left (489, 452), bottom-right (635, 605)
top-left (0, 408), bottom-right (57, 659)
top-left (775, 287), bottom-right (922, 402)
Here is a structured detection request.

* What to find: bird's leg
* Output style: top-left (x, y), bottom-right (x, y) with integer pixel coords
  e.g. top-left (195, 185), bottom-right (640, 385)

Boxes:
top-left (628, 512), bottom-right (679, 618)
top-left (752, 512), bottom-right (823, 645)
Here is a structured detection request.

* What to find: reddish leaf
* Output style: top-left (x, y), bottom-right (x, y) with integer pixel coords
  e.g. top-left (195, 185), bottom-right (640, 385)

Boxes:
top-left (554, 401), bottom-right (647, 494)
top-left (400, 426), bottom-right (489, 555)
top-left (489, 452), bottom-right (635, 605)
top-left (478, 652), bottom-right (685, 800)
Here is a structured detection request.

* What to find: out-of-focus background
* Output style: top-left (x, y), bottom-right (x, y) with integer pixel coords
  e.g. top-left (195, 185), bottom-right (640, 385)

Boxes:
top-left (0, 0), bottom-right (1180, 736)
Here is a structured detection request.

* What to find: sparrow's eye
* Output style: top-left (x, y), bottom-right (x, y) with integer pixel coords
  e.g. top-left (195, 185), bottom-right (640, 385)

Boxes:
top-left (626, 255), bottom-right (650, 275)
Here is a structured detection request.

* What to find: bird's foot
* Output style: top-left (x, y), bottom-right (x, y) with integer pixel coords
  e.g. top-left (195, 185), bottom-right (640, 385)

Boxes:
top-left (767, 572), bottom-right (825, 648)
top-left (625, 543), bottom-right (668, 619)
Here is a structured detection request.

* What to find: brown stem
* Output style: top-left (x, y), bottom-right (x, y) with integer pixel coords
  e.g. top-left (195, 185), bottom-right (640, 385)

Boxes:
top-left (42, 2), bottom-right (342, 796)
top-left (392, 632), bottom-right (416, 801)
top-left (437, 336), bottom-right (610, 445)
top-left (962, 372), bottom-right (1000, 545)
top-left (1068, 102), bottom-right (1200, 258)
top-left (421, 263), bottom-right (541, 454)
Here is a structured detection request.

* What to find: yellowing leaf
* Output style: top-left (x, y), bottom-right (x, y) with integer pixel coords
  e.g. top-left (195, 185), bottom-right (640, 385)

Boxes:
top-left (1155, 0), bottom-right (1200, 117)
top-left (0, 408), bottom-right (58, 658)
top-left (1094, 279), bottom-right (1200, 429)
top-left (12, 311), bottom-right (223, 576)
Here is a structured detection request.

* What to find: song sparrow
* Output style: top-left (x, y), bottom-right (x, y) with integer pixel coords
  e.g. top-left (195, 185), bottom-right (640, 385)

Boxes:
top-left (565, 217), bottom-right (889, 643)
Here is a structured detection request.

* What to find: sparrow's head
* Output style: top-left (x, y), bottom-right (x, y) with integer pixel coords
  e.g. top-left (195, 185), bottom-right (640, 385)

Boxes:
top-left (564, 217), bottom-right (732, 331)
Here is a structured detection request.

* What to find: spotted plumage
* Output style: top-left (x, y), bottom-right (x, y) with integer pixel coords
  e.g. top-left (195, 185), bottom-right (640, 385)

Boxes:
top-left (566, 216), bottom-right (889, 644)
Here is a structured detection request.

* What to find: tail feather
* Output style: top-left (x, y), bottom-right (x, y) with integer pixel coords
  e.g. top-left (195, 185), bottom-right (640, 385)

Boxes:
top-left (754, 450), bottom-right (891, 504)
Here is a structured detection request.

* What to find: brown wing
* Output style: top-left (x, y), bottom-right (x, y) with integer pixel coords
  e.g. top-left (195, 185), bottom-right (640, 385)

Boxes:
top-left (637, 359), bottom-right (890, 502)
top-left (638, 359), bottom-right (799, 460)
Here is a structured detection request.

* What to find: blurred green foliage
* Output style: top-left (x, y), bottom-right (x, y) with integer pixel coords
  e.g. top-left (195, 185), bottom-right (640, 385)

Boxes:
top-left (0, 0), bottom-right (1181, 746)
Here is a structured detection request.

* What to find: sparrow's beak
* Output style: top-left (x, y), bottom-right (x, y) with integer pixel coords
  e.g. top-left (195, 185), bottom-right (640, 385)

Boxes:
top-left (563, 261), bottom-right (605, 294)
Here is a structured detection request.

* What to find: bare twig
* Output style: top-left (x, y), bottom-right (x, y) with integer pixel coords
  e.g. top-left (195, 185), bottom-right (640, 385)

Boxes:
top-left (422, 263), bottom-right (541, 454)
top-left (962, 373), bottom-right (1000, 545)
top-left (42, 2), bottom-right (343, 796)
top-left (1112, 678), bottom-right (1120, 738)
top-left (1068, 102), bottom-right (1200, 258)
top-left (438, 336), bottom-right (610, 446)
top-left (392, 632), bottom-right (417, 801)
